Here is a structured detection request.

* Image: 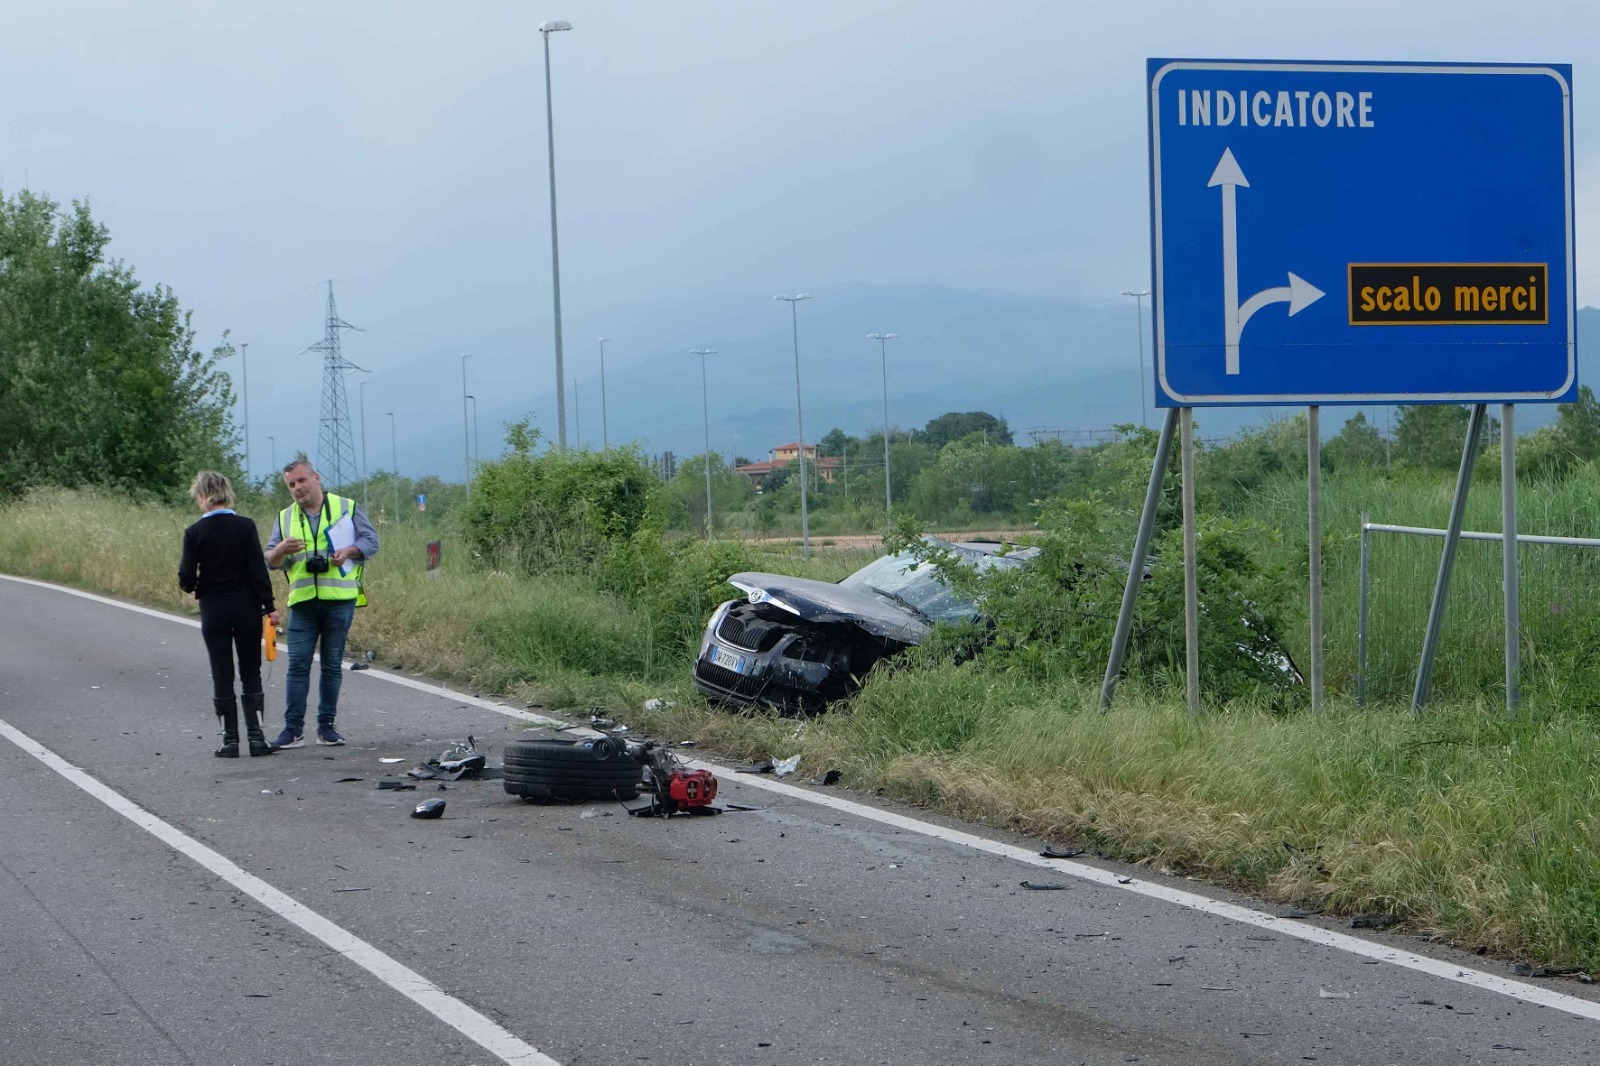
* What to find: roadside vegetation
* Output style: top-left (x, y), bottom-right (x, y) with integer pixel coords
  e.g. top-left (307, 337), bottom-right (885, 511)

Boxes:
top-left (5, 183), bottom-right (1599, 972)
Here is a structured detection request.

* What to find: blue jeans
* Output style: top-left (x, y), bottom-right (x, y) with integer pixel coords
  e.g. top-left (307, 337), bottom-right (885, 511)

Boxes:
top-left (283, 599), bottom-right (356, 732)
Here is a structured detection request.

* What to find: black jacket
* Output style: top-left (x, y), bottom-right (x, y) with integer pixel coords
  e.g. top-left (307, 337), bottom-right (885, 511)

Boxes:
top-left (178, 512), bottom-right (275, 613)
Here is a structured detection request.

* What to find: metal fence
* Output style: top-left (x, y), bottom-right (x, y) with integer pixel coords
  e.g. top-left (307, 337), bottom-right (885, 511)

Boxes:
top-left (1356, 519), bottom-right (1600, 706)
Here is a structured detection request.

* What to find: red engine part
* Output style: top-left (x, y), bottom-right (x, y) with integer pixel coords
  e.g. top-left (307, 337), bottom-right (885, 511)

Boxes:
top-left (667, 768), bottom-right (718, 810)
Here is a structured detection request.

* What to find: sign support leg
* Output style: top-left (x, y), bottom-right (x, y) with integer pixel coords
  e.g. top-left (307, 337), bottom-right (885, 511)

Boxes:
top-left (1100, 408), bottom-right (1179, 711)
top-left (1411, 403), bottom-right (1488, 713)
top-left (1502, 403), bottom-right (1520, 713)
top-left (1357, 511), bottom-right (1370, 709)
top-left (1181, 407), bottom-right (1200, 715)
top-left (1308, 406), bottom-right (1323, 712)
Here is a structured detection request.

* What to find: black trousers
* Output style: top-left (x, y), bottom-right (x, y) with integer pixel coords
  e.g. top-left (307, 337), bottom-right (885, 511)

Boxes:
top-left (199, 590), bottom-right (264, 699)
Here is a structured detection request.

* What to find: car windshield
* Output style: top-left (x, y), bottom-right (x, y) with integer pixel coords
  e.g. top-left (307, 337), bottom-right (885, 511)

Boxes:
top-left (840, 546), bottom-right (1013, 624)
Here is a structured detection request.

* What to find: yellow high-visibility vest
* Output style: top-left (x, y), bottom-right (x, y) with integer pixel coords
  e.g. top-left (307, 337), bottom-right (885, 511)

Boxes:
top-left (279, 494), bottom-right (366, 608)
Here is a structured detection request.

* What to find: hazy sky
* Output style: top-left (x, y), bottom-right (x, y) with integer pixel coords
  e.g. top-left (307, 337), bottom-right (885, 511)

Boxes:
top-left (4, 1), bottom-right (1596, 473)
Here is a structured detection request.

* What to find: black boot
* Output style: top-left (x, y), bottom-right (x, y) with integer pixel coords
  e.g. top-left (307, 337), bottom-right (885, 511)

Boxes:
top-left (213, 697), bottom-right (240, 758)
top-left (241, 692), bottom-right (276, 757)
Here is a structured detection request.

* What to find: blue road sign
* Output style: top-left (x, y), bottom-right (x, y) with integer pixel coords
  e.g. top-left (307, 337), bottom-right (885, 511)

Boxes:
top-left (1148, 59), bottom-right (1574, 406)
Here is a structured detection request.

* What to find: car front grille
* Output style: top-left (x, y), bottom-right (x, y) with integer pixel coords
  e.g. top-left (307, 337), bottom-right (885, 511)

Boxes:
top-left (694, 659), bottom-right (767, 698)
top-left (716, 613), bottom-right (756, 649)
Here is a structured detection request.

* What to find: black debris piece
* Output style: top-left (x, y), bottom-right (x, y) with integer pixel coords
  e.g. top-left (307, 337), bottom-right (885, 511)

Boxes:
top-left (1040, 846), bottom-right (1085, 859)
top-left (1116, 877), bottom-right (1135, 885)
top-left (811, 769), bottom-right (842, 786)
top-left (411, 798), bottom-right (446, 819)
top-left (377, 780), bottom-right (416, 791)
top-left (722, 803), bottom-right (762, 811)
top-left (1352, 914), bottom-right (1401, 930)
top-left (735, 760), bottom-right (776, 775)
top-left (335, 776), bottom-right (364, 783)
top-left (350, 662), bottom-right (370, 671)
top-left (1020, 881), bottom-right (1068, 891)
top-left (1513, 963), bottom-right (1589, 979)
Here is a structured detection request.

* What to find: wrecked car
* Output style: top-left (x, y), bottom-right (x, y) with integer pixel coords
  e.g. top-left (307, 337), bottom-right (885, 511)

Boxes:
top-left (693, 539), bottom-right (1035, 715)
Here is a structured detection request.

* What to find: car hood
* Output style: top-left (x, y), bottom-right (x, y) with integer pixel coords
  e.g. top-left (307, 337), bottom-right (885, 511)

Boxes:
top-left (724, 572), bottom-right (930, 644)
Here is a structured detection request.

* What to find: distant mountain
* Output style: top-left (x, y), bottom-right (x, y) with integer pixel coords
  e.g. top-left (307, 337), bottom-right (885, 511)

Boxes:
top-left (249, 286), bottom-right (1595, 480)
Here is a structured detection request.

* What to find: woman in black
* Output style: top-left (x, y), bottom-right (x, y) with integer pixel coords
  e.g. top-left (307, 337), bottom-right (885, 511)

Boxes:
top-left (178, 471), bottom-right (278, 757)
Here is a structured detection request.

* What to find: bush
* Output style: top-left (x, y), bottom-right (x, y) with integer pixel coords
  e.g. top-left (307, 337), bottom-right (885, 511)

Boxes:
top-left (459, 421), bottom-right (656, 571)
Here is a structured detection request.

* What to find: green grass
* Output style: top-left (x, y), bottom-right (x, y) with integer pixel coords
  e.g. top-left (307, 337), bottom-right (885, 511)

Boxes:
top-left (4, 485), bottom-right (1600, 968)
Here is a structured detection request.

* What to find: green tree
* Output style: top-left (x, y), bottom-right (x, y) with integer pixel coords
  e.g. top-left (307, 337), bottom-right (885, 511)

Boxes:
top-left (1394, 404), bottom-right (1472, 472)
top-left (918, 411), bottom-right (1014, 449)
top-left (1325, 411), bottom-right (1386, 470)
top-left (1556, 385), bottom-right (1600, 463)
top-left (0, 189), bottom-right (236, 498)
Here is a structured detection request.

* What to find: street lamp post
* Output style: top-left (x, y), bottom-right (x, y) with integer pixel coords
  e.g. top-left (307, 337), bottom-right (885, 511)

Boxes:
top-left (358, 378), bottom-right (369, 510)
top-left (597, 336), bottom-right (610, 450)
top-left (691, 348), bottom-right (717, 538)
top-left (239, 342), bottom-right (250, 482)
top-left (387, 412), bottom-right (399, 523)
top-left (460, 353), bottom-right (472, 488)
top-left (774, 294), bottom-right (813, 559)
top-left (268, 436), bottom-right (276, 476)
top-left (539, 19), bottom-right (573, 450)
top-left (466, 395), bottom-right (480, 469)
top-left (1119, 289), bottom-right (1151, 428)
top-left (868, 332), bottom-right (898, 512)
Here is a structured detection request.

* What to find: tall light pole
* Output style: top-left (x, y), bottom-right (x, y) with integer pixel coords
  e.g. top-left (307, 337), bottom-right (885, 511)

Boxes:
top-left (868, 332), bottom-right (898, 512)
top-left (539, 19), bottom-right (573, 450)
top-left (466, 395), bottom-right (480, 469)
top-left (238, 342), bottom-right (250, 482)
top-left (1120, 289), bottom-right (1151, 429)
top-left (387, 411), bottom-right (399, 523)
top-left (358, 377), bottom-right (369, 510)
top-left (460, 353), bottom-right (472, 487)
top-left (597, 336), bottom-right (610, 449)
top-left (691, 348), bottom-right (717, 538)
top-left (268, 436), bottom-right (276, 476)
top-left (774, 294), bottom-right (813, 559)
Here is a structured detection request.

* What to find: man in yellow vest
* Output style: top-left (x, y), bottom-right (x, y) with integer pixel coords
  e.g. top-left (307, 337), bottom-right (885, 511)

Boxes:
top-left (264, 459), bottom-right (380, 748)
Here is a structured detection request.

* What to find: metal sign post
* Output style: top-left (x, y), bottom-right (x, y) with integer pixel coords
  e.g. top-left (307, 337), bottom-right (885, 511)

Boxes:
top-left (1502, 404), bottom-right (1521, 712)
top-left (1100, 409), bottom-right (1179, 710)
top-left (1308, 406), bottom-right (1323, 711)
top-left (1411, 404), bottom-right (1488, 711)
top-left (1180, 408), bottom-right (1200, 714)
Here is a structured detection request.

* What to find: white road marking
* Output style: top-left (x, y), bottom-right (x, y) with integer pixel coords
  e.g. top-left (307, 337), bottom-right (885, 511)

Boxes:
top-left (0, 713), bottom-right (563, 1065)
top-left (7, 573), bottom-right (1599, 1023)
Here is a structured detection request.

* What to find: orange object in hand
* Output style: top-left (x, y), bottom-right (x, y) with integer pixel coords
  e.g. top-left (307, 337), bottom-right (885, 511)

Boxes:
top-left (264, 615), bottom-right (278, 661)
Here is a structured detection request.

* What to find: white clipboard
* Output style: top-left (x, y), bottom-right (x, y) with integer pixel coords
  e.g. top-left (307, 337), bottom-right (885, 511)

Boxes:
top-left (327, 514), bottom-right (357, 576)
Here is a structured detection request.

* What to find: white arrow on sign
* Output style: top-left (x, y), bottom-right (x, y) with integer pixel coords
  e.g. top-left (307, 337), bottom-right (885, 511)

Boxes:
top-left (1208, 147), bottom-right (1325, 374)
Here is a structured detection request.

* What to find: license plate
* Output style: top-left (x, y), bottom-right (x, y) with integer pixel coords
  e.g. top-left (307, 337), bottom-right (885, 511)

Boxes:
top-left (708, 644), bottom-right (747, 674)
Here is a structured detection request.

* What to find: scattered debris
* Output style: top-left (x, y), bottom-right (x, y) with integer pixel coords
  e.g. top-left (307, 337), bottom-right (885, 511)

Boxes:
top-left (350, 662), bottom-right (370, 671)
top-left (1352, 914), bottom-right (1401, 930)
top-left (811, 769), bottom-right (842, 786)
top-left (335, 776), bottom-right (364, 783)
top-left (1275, 907), bottom-right (1317, 919)
top-left (773, 754), bottom-right (802, 777)
top-left (406, 737), bottom-right (494, 781)
top-left (377, 781), bottom-right (416, 791)
top-left (678, 740), bottom-right (698, 748)
top-left (643, 698), bottom-right (676, 712)
top-left (1199, 986), bottom-right (1236, 992)
top-left (411, 799), bottom-right (446, 819)
top-left (626, 740), bottom-right (720, 817)
top-left (1317, 988), bottom-right (1351, 1000)
top-left (332, 887), bottom-right (370, 893)
top-left (1040, 846), bottom-right (1085, 859)
top-left (1020, 881), bottom-right (1067, 891)
top-left (1513, 963), bottom-right (1590, 979)
top-left (723, 803), bottom-right (762, 811)
top-left (363, 650), bottom-right (376, 662)
top-left (735, 760), bottom-right (776, 775)
top-left (1116, 877), bottom-right (1135, 885)
top-left (379, 758), bottom-right (404, 764)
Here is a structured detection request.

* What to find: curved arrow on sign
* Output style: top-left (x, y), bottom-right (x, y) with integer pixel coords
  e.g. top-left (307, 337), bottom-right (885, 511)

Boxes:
top-left (1209, 147), bottom-right (1325, 374)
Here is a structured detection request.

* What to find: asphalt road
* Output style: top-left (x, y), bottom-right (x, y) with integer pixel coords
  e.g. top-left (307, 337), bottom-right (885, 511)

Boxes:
top-left (2, 574), bottom-right (1597, 1066)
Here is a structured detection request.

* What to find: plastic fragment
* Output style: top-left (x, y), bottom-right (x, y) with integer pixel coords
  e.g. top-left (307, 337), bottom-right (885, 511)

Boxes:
top-left (377, 780), bottom-right (416, 791)
top-left (811, 769), bottom-right (842, 786)
top-left (411, 798), bottom-right (446, 819)
top-left (1040, 846), bottom-right (1085, 859)
top-left (1318, 988), bottom-right (1351, 999)
top-left (1020, 881), bottom-right (1067, 891)
top-left (774, 754), bottom-right (801, 777)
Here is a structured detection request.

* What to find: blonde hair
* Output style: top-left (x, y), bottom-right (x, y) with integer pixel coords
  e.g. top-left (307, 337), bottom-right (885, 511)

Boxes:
top-left (189, 470), bottom-right (236, 508)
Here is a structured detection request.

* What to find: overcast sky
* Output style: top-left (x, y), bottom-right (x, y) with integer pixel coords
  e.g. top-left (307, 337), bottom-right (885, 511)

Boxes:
top-left (4, 1), bottom-right (1596, 472)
